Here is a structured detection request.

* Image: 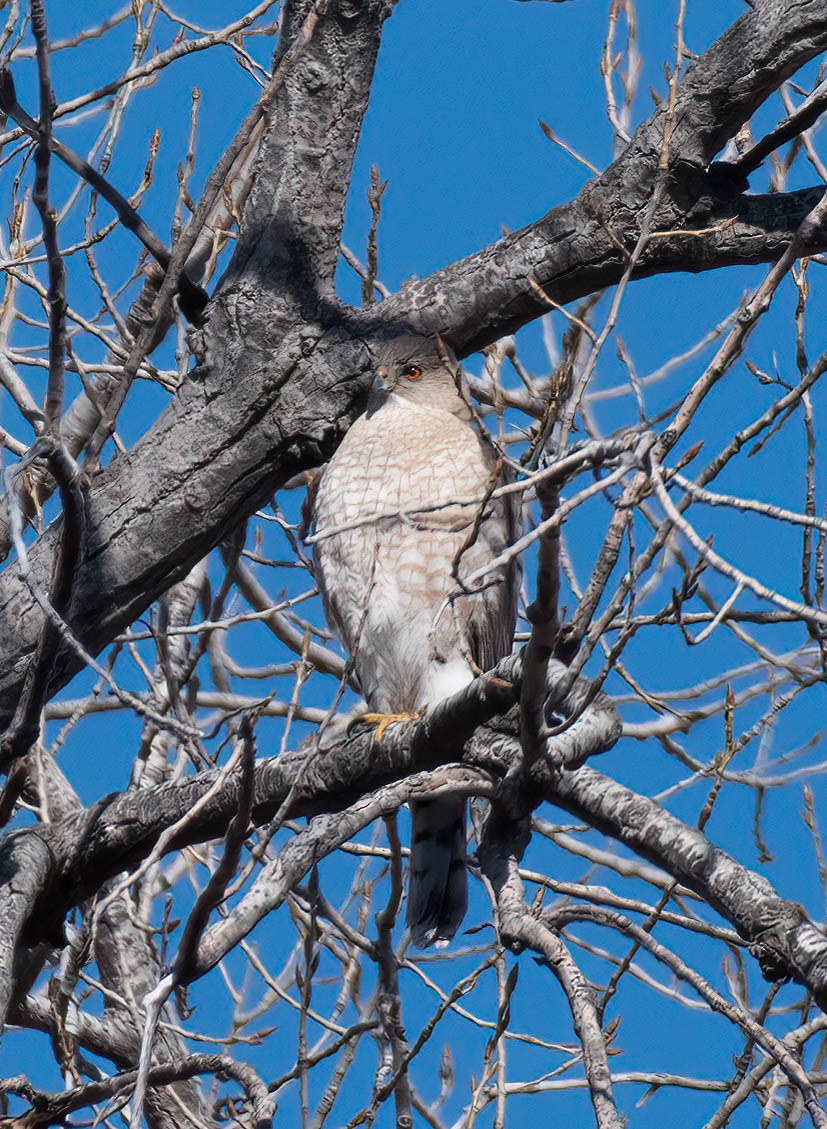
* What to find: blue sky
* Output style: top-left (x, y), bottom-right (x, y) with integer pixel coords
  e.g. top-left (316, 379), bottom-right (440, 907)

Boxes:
top-left (2, 1), bottom-right (827, 1126)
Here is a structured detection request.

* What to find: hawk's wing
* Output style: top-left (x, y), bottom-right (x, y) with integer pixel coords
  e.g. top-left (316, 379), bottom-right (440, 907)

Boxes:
top-left (460, 449), bottom-right (522, 674)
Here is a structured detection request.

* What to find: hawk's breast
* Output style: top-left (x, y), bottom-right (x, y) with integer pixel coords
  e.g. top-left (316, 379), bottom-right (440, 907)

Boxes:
top-left (311, 393), bottom-right (512, 710)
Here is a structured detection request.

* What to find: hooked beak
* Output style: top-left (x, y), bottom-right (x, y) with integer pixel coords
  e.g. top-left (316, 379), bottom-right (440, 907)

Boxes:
top-left (373, 364), bottom-right (395, 394)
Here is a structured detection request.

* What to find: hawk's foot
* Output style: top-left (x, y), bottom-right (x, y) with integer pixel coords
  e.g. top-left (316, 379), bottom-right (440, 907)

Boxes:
top-left (349, 710), bottom-right (421, 741)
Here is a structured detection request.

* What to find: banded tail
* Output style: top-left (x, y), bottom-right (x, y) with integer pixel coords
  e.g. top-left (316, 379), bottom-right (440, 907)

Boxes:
top-left (406, 798), bottom-right (467, 948)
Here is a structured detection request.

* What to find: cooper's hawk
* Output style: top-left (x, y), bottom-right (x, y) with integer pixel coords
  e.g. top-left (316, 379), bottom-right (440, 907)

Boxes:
top-left (308, 334), bottom-right (519, 946)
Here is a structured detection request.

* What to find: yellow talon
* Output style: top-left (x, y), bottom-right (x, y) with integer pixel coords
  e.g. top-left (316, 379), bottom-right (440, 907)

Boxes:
top-left (349, 710), bottom-right (420, 741)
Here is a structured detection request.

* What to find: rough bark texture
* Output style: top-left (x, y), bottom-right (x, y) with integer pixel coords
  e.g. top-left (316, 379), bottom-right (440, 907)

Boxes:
top-left (1, 0), bottom-right (827, 724)
top-left (4, 7), bottom-right (827, 1121)
top-left (2, 660), bottom-right (826, 1023)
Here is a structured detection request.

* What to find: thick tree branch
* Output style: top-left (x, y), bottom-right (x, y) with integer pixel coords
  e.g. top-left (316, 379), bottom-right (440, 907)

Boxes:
top-left (0, 440), bottom-right (86, 781)
top-left (0, 1053), bottom-right (274, 1129)
top-left (0, 654), bottom-right (610, 1025)
top-left (480, 817), bottom-right (624, 1129)
top-left (381, 187), bottom-right (827, 357)
top-left (183, 766), bottom-right (493, 986)
top-left (547, 763), bottom-right (827, 1009)
top-left (374, 0), bottom-right (827, 352)
top-left (545, 904), bottom-right (827, 1127)
top-left (1, 658), bottom-right (826, 1031)
top-left (0, 0), bottom-right (825, 724)
top-left (0, 0), bottom-right (389, 724)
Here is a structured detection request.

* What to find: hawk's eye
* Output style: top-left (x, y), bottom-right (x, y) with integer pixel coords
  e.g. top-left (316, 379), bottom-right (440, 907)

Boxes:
top-left (404, 365), bottom-right (422, 381)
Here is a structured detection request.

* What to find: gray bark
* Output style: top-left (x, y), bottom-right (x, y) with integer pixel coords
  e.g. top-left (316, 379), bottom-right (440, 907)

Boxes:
top-left (3, 7), bottom-right (827, 1111)
top-left (1, 0), bottom-right (827, 724)
top-left (2, 659), bottom-right (827, 1029)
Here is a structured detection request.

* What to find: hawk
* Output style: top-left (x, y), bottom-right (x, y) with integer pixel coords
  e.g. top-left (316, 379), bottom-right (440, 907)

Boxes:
top-left (309, 334), bottom-right (519, 946)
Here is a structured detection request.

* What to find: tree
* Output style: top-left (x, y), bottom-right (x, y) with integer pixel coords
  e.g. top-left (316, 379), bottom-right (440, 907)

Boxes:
top-left (1, 0), bottom-right (827, 1125)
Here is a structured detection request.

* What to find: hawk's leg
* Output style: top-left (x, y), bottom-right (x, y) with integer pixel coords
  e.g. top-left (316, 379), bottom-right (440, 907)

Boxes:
top-left (348, 710), bottom-right (421, 741)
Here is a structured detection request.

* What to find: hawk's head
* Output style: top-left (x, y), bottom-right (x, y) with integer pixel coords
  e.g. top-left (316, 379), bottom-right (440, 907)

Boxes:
top-left (370, 335), bottom-right (467, 417)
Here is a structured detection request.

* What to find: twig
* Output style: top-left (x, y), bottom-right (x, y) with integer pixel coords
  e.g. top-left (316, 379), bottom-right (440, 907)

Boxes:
top-left (371, 813), bottom-right (413, 1128)
top-left (361, 165), bottom-right (387, 307)
top-left (721, 77), bottom-right (827, 182)
top-left (519, 469), bottom-right (561, 769)
top-left (25, 9), bottom-right (64, 433)
top-left (549, 904), bottom-right (827, 1128)
top-left (173, 718), bottom-right (256, 987)
top-left (0, 68), bottom-right (209, 323)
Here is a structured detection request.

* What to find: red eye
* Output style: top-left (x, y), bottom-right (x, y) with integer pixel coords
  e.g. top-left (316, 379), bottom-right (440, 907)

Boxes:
top-left (405, 365), bottom-right (422, 380)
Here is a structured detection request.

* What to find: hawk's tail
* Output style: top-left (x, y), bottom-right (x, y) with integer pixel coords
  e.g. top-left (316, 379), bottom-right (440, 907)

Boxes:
top-left (406, 798), bottom-right (467, 948)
